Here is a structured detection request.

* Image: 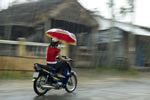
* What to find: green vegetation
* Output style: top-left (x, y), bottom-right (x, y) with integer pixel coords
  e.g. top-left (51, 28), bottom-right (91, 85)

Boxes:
top-left (0, 67), bottom-right (139, 80)
top-left (96, 66), bottom-right (139, 76)
top-left (0, 71), bottom-right (32, 79)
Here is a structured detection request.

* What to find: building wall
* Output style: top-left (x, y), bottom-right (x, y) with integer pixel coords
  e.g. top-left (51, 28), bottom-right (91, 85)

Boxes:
top-left (94, 28), bottom-right (129, 67)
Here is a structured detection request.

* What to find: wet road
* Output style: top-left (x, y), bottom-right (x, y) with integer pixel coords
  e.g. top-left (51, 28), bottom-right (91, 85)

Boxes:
top-left (1, 72), bottom-right (150, 100)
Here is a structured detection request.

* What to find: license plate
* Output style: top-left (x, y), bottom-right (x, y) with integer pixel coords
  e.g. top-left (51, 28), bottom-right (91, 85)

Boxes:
top-left (33, 72), bottom-right (39, 78)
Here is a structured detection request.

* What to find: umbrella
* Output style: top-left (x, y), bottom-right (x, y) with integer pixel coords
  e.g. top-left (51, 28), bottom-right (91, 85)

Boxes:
top-left (46, 28), bottom-right (77, 45)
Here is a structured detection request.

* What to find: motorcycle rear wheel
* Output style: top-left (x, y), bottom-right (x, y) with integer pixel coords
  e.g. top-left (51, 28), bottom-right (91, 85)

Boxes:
top-left (33, 75), bottom-right (49, 96)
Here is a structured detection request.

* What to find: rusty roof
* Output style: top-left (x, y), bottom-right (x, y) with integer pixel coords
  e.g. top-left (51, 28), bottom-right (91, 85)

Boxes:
top-left (0, 0), bottom-right (98, 27)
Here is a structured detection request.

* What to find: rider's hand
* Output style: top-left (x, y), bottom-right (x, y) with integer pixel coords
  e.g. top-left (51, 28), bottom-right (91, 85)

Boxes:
top-left (56, 56), bottom-right (60, 60)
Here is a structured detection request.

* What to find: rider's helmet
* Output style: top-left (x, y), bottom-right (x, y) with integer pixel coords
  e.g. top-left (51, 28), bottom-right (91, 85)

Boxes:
top-left (52, 38), bottom-right (59, 42)
top-left (50, 38), bottom-right (60, 47)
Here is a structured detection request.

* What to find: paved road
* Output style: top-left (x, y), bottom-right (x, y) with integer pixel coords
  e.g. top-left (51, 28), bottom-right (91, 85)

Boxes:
top-left (1, 71), bottom-right (150, 100)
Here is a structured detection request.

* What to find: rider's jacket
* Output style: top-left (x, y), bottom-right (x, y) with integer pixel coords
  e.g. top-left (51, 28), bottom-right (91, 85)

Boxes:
top-left (46, 47), bottom-right (60, 64)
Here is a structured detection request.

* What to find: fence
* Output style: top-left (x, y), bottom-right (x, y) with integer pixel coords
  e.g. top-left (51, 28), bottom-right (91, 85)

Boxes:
top-left (0, 39), bottom-right (68, 71)
top-left (0, 39), bottom-right (67, 58)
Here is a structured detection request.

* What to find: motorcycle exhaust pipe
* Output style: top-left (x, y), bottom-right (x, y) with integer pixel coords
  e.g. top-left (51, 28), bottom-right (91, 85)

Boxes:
top-left (41, 85), bottom-right (55, 89)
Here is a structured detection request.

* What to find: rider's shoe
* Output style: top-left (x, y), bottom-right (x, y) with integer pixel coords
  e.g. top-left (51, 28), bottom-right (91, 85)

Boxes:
top-left (53, 76), bottom-right (60, 81)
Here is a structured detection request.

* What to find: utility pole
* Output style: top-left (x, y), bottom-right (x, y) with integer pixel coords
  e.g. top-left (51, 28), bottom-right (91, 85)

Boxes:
top-left (107, 0), bottom-right (115, 66)
top-left (128, 0), bottom-right (136, 67)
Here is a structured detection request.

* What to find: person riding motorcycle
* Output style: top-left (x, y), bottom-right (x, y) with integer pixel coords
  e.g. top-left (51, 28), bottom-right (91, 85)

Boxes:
top-left (33, 36), bottom-right (77, 95)
top-left (46, 38), bottom-right (70, 86)
top-left (47, 38), bottom-right (61, 72)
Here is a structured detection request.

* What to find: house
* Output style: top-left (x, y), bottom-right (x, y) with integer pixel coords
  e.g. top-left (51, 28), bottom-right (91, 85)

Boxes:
top-left (93, 27), bottom-right (128, 67)
top-left (93, 15), bottom-right (150, 68)
top-left (0, 0), bottom-right (99, 66)
top-left (0, 0), bottom-right (98, 42)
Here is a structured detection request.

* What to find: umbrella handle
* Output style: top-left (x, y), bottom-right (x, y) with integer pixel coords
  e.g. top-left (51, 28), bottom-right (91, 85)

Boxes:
top-left (61, 56), bottom-right (72, 61)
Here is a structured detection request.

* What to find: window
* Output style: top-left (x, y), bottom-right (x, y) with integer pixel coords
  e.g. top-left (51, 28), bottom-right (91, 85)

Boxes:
top-left (97, 43), bottom-right (108, 51)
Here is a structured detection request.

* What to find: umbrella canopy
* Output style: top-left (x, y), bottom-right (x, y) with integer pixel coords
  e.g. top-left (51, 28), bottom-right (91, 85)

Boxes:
top-left (46, 28), bottom-right (77, 45)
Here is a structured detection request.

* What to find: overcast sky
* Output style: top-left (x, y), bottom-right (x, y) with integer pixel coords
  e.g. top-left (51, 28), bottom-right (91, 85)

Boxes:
top-left (78, 0), bottom-right (150, 28)
top-left (0, 0), bottom-right (150, 28)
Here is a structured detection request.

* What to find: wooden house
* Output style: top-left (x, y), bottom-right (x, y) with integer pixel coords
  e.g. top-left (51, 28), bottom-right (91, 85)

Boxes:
top-left (0, 0), bottom-right (99, 68)
top-left (0, 0), bottom-right (98, 42)
top-left (93, 15), bottom-right (150, 68)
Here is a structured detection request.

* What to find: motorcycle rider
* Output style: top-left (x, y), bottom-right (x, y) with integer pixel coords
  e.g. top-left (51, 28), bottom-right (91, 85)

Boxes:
top-left (46, 38), bottom-right (67, 86)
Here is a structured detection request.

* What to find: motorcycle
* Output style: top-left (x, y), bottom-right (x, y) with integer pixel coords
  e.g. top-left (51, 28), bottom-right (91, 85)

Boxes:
top-left (32, 56), bottom-right (77, 96)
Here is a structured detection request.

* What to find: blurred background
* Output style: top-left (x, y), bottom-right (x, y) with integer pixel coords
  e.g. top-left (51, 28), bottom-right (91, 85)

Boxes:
top-left (0, 0), bottom-right (150, 78)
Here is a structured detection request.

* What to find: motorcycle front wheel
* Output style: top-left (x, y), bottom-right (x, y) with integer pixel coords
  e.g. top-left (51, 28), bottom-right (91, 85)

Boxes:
top-left (33, 75), bottom-right (49, 96)
top-left (65, 73), bottom-right (77, 93)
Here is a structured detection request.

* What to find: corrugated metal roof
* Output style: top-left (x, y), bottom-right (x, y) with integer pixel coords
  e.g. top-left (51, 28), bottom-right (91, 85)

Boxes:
top-left (94, 15), bottom-right (150, 36)
top-left (0, 0), bottom-right (98, 27)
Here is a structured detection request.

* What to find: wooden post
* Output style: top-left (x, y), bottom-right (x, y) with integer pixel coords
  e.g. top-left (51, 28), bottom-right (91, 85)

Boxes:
top-left (4, 25), bottom-right (12, 40)
top-left (60, 44), bottom-right (69, 57)
top-left (18, 38), bottom-right (26, 56)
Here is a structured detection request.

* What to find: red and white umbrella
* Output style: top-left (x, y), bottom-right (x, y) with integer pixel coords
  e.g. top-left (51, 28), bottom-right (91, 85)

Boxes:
top-left (46, 28), bottom-right (77, 45)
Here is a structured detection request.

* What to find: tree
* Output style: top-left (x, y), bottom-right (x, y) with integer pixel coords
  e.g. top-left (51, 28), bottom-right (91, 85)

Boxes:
top-left (107, 0), bottom-right (135, 22)
top-left (9, 0), bottom-right (20, 6)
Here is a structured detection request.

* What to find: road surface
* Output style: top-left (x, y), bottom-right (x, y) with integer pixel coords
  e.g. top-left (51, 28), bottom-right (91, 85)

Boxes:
top-left (1, 70), bottom-right (150, 100)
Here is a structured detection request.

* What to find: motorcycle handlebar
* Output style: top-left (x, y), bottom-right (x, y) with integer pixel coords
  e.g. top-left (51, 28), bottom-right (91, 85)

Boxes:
top-left (56, 56), bottom-right (72, 61)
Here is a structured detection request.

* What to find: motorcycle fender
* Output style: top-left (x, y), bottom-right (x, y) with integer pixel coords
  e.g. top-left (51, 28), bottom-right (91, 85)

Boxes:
top-left (71, 71), bottom-right (77, 76)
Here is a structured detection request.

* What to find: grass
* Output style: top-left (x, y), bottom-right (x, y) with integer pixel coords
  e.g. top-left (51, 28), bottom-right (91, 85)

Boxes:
top-left (0, 67), bottom-right (139, 80)
top-left (0, 71), bottom-right (33, 80)
top-left (95, 66), bottom-right (139, 76)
